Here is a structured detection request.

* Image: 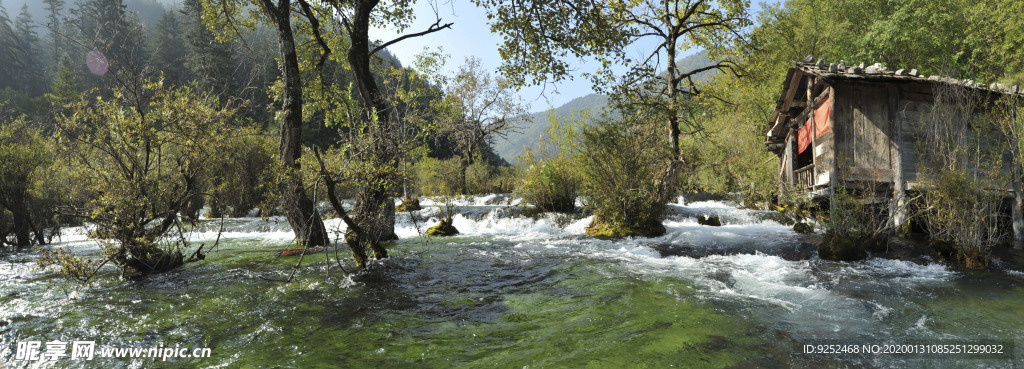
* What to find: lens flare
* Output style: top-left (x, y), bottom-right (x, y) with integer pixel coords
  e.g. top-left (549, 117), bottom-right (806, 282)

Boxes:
top-left (86, 49), bottom-right (108, 76)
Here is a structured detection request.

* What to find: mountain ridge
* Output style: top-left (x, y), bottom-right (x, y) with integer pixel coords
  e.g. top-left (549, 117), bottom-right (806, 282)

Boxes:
top-left (494, 50), bottom-right (715, 162)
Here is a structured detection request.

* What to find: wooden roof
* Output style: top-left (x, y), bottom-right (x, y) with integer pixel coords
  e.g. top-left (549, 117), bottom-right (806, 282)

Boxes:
top-left (765, 59), bottom-right (1023, 149)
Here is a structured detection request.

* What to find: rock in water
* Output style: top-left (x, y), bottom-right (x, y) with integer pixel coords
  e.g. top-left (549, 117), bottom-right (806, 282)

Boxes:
top-left (395, 197), bottom-right (422, 212)
top-left (818, 236), bottom-right (868, 261)
top-left (792, 222), bottom-right (814, 234)
top-left (697, 215), bottom-right (722, 227)
top-left (426, 219), bottom-right (459, 236)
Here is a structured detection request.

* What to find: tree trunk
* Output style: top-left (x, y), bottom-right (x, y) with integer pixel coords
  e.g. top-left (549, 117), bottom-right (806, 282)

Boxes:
top-left (460, 154), bottom-right (471, 195)
top-left (11, 198), bottom-right (31, 247)
top-left (1013, 166), bottom-right (1024, 243)
top-left (264, 0), bottom-right (328, 247)
top-left (348, 0), bottom-right (398, 249)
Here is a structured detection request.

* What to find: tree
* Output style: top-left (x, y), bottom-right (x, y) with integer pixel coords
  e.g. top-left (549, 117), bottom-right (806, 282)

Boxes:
top-left (436, 57), bottom-right (524, 194)
top-left (477, 0), bottom-right (750, 234)
top-left (152, 11), bottom-right (188, 87)
top-left (0, 4), bottom-right (23, 90)
top-left (198, 0), bottom-right (451, 266)
top-left (0, 114), bottom-right (50, 247)
top-left (49, 80), bottom-right (235, 278)
top-left (43, 0), bottom-right (66, 69)
top-left (13, 5), bottom-right (45, 96)
top-left (182, 0), bottom-right (235, 95)
top-left (71, 0), bottom-right (148, 92)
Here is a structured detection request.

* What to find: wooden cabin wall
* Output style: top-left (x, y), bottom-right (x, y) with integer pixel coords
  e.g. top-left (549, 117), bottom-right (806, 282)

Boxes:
top-left (812, 91), bottom-right (835, 188)
top-left (896, 82), bottom-right (1013, 187)
top-left (832, 83), bottom-right (894, 184)
top-left (894, 82), bottom-right (935, 185)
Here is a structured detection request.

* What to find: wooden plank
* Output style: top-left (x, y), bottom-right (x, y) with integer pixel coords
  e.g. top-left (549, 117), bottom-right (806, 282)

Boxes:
top-left (781, 71), bottom-right (806, 112)
top-left (785, 130), bottom-right (794, 184)
top-left (828, 85), bottom-right (838, 198)
top-left (808, 76), bottom-right (817, 184)
top-left (850, 84), bottom-right (893, 182)
top-left (888, 84), bottom-right (907, 229)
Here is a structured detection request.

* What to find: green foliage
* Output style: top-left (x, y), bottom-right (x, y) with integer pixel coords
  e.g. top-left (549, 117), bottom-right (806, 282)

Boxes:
top-left (466, 159), bottom-right (517, 194)
top-left (579, 117), bottom-right (668, 237)
top-left (0, 112), bottom-right (53, 246)
top-left (922, 169), bottom-right (1001, 269)
top-left (818, 183), bottom-right (889, 261)
top-left (514, 112), bottom-right (583, 213)
top-left (208, 126), bottom-right (278, 218)
top-left (48, 80), bottom-right (237, 278)
top-left (414, 157), bottom-right (464, 197)
top-left (916, 82), bottom-right (1004, 269)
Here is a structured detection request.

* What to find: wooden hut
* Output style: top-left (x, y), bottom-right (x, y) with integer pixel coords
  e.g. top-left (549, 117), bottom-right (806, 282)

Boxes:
top-left (765, 59), bottom-right (1023, 229)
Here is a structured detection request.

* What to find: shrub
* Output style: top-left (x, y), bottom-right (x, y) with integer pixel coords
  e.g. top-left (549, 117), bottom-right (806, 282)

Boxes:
top-left (415, 156), bottom-right (463, 197)
top-left (207, 126), bottom-right (277, 217)
top-left (578, 117), bottom-right (668, 237)
top-left (514, 112), bottom-right (582, 212)
top-left (819, 183), bottom-right (890, 261)
top-left (0, 113), bottom-right (56, 246)
top-left (40, 81), bottom-right (236, 280)
top-left (921, 169), bottom-right (1002, 269)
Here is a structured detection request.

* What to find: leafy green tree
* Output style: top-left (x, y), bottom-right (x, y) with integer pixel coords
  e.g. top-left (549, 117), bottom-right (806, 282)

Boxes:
top-left (0, 114), bottom-right (51, 246)
top-left (47, 81), bottom-right (236, 278)
top-left (208, 126), bottom-right (278, 218)
top-left (435, 57), bottom-right (524, 194)
top-left (152, 11), bottom-right (188, 87)
top-left (197, 0), bottom-right (452, 266)
top-left (478, 0), bottom-right (750, 235)
top-left (478, 0), bottom-right (749, 164)
top-left (13, 5), bottom-right (45, 96)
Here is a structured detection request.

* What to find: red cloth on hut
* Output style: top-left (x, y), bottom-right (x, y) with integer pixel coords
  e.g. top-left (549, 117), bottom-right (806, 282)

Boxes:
top-left (797, 96), bottom-right (831, 154)
top-left (797, 120), bottom-right (812, 154)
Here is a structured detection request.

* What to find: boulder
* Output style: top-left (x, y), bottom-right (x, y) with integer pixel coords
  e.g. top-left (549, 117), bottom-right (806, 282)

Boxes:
top-left (425, 219), bottom-right (459, 236)
top-left (395, 197), bottom-right (422, 212)
top-left (697, 215), bottom-right (722, 227)
top-left (792, 222), bottom-right (814, 234)
top-left (585, 216), bottom-right (666, 238)
top-left (818, 236), bottom-right (868, 261)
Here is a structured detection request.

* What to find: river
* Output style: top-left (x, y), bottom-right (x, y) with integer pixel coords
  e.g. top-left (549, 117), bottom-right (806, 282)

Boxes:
top-left (1, 195), bottom-right (1022, 368)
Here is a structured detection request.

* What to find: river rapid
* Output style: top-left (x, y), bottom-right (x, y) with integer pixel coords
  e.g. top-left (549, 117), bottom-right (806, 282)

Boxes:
top-left (1, 195), bottom-right (1022, 368)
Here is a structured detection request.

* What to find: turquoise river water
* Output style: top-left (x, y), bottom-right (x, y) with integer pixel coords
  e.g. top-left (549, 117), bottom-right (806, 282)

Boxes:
top-left (1, 195), bottom-right (1022, 368)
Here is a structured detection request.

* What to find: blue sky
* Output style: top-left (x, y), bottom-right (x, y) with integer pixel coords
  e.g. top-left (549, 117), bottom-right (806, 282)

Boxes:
top-left (369, 1), bottom-right (778, 113)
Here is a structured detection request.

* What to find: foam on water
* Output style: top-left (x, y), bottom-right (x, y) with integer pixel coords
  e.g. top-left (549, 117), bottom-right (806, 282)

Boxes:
top-left (37, 194), bottom-right (958, 324)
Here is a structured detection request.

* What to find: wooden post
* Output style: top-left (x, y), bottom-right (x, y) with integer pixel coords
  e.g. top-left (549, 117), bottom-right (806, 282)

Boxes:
top-left (807, 77), bottom-right (817, 190)
top-left (828, 85), bottom-right (838, 205)
top-left (887, 85), bottom-right (907, 233)
top-left (785, 130), bottom-right (794, 185)
top-left (1013, 165), bottom-right (1024, 245)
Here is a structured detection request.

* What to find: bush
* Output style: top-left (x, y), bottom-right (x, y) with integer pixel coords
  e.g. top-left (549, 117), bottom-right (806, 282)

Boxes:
top-left (579, 117), bottom-right (668, 237)
top-left (921, 169), bottom-right (1002, 269)
top-left (40, 81), bottom-right (236, 280)
top-left (0, 114), bottom-right (56, 246)
top-left (415, 157), bottom-right (463, 197)
top-left (207, 126), bottom-right (277, 218)
top-left (819, 183), bottom-right (889, 261)
top-left (514, 112), bottom-right (582, 212)
top-left (465, 157), bottom-right (517, 194)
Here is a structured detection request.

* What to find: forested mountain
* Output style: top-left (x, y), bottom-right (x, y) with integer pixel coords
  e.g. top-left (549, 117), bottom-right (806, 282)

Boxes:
top-left (495, 50), bottom-right (715, 162)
